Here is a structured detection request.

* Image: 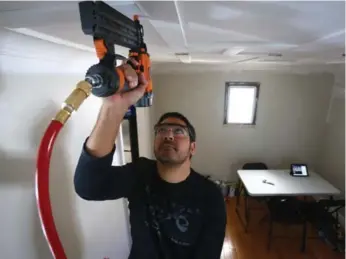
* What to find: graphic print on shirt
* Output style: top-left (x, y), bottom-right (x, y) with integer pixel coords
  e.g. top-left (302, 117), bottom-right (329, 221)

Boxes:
top-left (145, 185), bottom-right (202, 247)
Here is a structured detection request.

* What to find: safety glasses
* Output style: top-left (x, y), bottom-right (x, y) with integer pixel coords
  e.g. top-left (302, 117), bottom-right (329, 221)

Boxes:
top-left (154, 123), bottom-right (189, 138)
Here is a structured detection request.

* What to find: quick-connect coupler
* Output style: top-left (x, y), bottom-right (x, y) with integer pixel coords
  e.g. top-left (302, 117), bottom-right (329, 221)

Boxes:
top-left (54, 81), bottom-right (92, 125)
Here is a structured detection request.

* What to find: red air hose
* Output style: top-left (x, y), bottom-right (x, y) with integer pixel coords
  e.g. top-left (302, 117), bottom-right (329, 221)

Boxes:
top-left (36, 120), bottom-right (67, 259)
top-left (35, 80), bottom-right (91, 259)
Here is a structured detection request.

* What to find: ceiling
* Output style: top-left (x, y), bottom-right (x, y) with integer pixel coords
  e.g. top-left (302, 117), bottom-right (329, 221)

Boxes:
top-left (0, 1), bottom-right (345, 74)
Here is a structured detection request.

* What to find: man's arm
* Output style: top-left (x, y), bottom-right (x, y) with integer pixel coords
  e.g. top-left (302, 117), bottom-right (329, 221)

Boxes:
top-left (194, 186), bottom-right (226, 259)
top-left (74, 86), bottom-right (134, 200)
top-left (86, 60), bottom-right (147, 158)
top-left (86, 101), bottom-right (127, 157)
top-left (74, 140), bottom-right (138, 200)
top-left (74, 61), bottom-right (148, 200)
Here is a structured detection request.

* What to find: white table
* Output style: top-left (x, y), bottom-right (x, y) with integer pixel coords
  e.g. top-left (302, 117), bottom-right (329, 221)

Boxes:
top-left (235, 169), bottom-right (341, 235)
top-left (237, 169), bottom-right (341, 196)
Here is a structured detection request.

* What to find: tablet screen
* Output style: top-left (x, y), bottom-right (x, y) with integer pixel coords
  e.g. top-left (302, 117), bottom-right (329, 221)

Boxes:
top-left (291, 164), bottom-right (309, 176)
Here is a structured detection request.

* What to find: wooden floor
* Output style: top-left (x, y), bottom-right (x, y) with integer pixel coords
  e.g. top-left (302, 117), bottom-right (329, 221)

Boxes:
top-left (221, 198), bottom-right (345, 259)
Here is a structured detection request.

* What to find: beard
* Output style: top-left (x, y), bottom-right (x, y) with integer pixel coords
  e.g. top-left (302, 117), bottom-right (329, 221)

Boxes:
top-left (154, 141), bottom-right (190, 165)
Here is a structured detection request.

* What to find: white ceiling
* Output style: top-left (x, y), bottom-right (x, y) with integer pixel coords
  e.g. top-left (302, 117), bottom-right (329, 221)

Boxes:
top-left (0, 1), bottom-right (345, 74)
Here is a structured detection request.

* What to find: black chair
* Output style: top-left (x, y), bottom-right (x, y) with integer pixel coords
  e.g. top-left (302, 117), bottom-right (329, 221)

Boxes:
top-left (267, 197), bottom-right (307, 252)
top-left (235, 162), bottom-right (269, 231)
top-left (242, 162), bottom-right (268, 170)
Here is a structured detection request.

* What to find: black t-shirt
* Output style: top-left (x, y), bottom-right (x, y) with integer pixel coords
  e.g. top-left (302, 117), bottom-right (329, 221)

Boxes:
top-left (74, 143), bottom-right (226, 259)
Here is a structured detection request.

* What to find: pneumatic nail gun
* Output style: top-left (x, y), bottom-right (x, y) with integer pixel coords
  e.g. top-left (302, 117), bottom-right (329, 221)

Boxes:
top-left (79, 1), bottom-right (153, 108)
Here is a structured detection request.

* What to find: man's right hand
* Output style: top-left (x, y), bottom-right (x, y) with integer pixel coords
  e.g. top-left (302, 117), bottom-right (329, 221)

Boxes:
top-left (103, 59), bottom-right (148, 114)
top-left (86, 59), bottom-right (148, 157)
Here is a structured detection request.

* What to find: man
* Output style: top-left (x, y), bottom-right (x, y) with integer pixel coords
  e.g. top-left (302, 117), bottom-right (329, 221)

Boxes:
top-left (74, 61), bottom-right (226, 259)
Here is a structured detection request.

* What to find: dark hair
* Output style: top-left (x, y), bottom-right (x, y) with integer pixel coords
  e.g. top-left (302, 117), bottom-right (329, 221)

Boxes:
top-left (156, 112), bottom-right (196, 142)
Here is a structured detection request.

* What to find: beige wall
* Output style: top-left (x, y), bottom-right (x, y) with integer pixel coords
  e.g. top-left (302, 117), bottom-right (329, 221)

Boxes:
top-left (318, 69), bottom-right (345, 204)
top-left (121, 107), bottom-right (155, 162)
top-left (320, 96), bottom-right (345, 197)
top-left (0, 73), bottom-right (131, 259)
top-left (152, 71), bottom-right (334, 181)
top-left (137, 107), bottom-right (155, 159)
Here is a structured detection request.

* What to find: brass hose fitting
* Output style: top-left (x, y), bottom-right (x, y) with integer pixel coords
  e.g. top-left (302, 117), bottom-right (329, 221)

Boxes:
top-left (54, 81), bottom-right (92, 124)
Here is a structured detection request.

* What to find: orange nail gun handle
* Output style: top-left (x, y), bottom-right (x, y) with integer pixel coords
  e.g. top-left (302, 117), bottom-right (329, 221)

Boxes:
top-left (86, 39), bottom-right (128, 97)
top-left (92, 38), bottom-right (152, 107)
top-left (129, 50), bottom-right (152, 92)
top-left (93, 39), bottom-right (125, 92)
top-left (129, 50), bottom-right (153, 107)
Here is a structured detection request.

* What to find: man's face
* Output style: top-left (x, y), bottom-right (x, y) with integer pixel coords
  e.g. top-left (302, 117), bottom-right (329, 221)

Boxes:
top-left (154, 117), bottom-right (196, 165)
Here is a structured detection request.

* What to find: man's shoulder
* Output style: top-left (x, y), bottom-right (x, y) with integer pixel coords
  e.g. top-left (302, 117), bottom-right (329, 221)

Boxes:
top-left (131, 157), bottom-right (156, 176)
top-left (190, 171), bottom-right (225, 215)
top-left (135, 156), bottom-right (156, 164)
top-left (191, 170), bottom-right (222, 197)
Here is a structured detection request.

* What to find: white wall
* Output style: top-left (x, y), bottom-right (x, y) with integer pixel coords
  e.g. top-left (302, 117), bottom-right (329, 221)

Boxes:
top-left (152, 71), bottom-right (334, 181)
top-left (137, 107), bottom-right (155, 159)
top-left (0, 72), bottom-right (131, 258)
top-left (319, 92), bottom-right (345, 199)
top-left (120, 107), bottom-right (155, 163)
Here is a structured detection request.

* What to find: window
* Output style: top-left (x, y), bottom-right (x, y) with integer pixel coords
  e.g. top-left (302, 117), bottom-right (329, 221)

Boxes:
top-left (224, 82), bottom-right (260, 125)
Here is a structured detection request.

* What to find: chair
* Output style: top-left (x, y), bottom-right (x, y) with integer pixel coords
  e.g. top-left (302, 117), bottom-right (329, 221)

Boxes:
top-left (267, 197), bottom-right (307, 252)
top-left (235, 162), bottom-right (269, 231)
